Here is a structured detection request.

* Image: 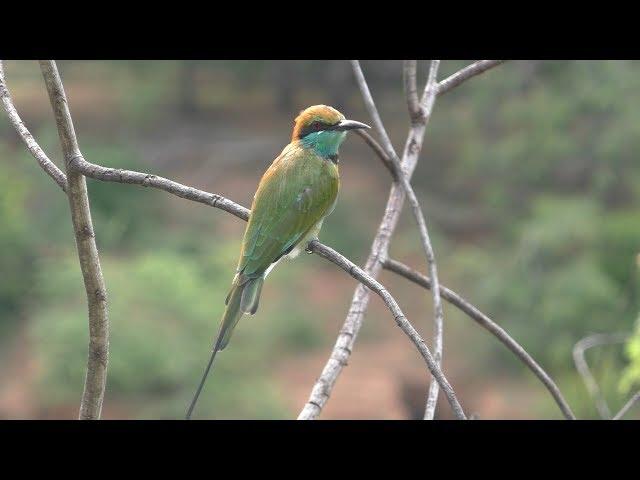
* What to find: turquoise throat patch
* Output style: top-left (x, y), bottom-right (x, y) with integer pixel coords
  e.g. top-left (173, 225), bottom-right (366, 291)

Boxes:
top-left (300, 130), bottom-right (347, 158)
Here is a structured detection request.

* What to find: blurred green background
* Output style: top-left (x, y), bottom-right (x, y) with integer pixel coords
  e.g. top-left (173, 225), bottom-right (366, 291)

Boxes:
top-left (1, 60), bottom-right (639, 419)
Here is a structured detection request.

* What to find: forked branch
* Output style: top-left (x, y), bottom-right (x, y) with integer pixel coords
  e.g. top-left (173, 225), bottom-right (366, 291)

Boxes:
top-left (0, 61), bottom-right (67, 191)
top-left (39, 60), bottom-right (110, 420)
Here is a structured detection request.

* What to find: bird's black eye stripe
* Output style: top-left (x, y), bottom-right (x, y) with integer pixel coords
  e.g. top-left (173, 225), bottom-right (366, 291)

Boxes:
top-left (299, 120), bottom-right (337, 139)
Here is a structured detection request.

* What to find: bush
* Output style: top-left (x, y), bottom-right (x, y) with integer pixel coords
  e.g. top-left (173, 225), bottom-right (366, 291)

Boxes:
top-left (29, 248), bottom-right (290, 418)
top-left (621, 316), bottom-right (640, 394)
top-left (0, 158), bottom-right (36, 326)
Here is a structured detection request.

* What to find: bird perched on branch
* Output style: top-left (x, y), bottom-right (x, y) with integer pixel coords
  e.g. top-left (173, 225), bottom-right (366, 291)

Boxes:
top-left (186, 105), bottom-right (370, 418)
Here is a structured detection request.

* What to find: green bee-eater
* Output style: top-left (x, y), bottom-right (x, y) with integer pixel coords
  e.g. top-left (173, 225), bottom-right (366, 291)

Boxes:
top-left (186, 105), bottom-right (370, 418)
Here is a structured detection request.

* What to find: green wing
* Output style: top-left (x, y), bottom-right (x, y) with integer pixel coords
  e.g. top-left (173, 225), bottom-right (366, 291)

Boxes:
top-left (237, 144), bottom-right (339, 278)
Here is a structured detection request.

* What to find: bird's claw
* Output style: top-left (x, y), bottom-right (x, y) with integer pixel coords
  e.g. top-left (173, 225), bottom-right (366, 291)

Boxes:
top-left (305, 239), bottom-right (318, 254)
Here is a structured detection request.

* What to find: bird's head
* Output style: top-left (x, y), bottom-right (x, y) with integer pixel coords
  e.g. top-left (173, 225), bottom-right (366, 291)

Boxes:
top-left (292, 105), bottom-right (370, 159)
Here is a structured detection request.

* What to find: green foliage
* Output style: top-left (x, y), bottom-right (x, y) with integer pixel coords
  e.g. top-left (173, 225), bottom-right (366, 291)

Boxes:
top-left (82, 143), bottom-right (164, 250)
top-left (449, 195), bottom-right (624, 371)
top-left (621, 321), bottom-right (640, 393)
top-left (0, 157), bottom-right (36, 324)
top-left (6, 60), bottom-right (640, 418)
top-left (597, 209), bottom-right (640, 299)
top-left (29, 248), bottom-right (291, 418)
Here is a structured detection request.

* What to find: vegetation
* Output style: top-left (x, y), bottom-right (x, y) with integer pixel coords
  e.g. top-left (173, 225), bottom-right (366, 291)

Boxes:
top-left (1, 60), bottom-right (638, 418)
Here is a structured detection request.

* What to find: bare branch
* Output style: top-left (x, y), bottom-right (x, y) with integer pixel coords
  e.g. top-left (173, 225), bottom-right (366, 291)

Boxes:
top-left (305, 241), bottom-right (466, 419)
top-left (351, 60), bottom-right (446, 419)
top-left (384, 258), bottom-right (576, 420)
top-left (437, 60), bottom-right (506, 96)
top-left (70, 156), bottom-right (250, 221)
top-left (403, 60), bottom-right (422, 122)
top-left (39, 60), bottom-right (110, 420)
top-left (350, 60), bottom-right (397, 160)
top-left (573, 332), bottom-right (629, 419)
top-left (420, 60), bottom-right (441, 112)
top-left (613, 391), bottom-right (640, 420)
top-left (0, 60), bottom-right (68, 191)
top-left (354, 129), bottom-right (397, 180)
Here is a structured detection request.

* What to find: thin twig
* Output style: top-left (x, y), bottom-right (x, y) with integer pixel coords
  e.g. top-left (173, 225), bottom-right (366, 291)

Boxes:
top-left (69, 156), bottom-right (250, 221)
top-left (353, 130), bottom-right (397, 180)
top-left (352, 59), bottom-right (446, 419)
top-left (437, 60), bottom-right (506, 96)
top-left (420, 60), bottom-right (440, 114)
top-left (403, 60), bottom-right (422, 122)
top-left (573, 332), bottom-right (629, 419)
top-left (613, 391), bottom-right (640, 420)
top-left (39, 60), bottom-right (110, 420)
top-left (0, 60), bottom-right (68, 191)
top-left (418, 61), bottom-right (445, 420)
top-left (350, 60), bottom-right (398, 160)
top-left (384, 258), bottom-right (576, 420)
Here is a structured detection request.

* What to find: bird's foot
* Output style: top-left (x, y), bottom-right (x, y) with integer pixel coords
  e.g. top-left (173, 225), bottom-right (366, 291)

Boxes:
top-left (305, 238), bottom-right (318, 254)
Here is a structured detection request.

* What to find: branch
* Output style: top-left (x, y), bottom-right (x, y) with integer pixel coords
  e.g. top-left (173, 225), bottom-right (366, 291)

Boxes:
top-left (306, 241), bottom-right (466, 419)
top-left (352, 60), bottom-right (446, 419)
top-left (573, 332), bottom-right (629, 419)
top-left (350, 60), bottom-right (397, 160)
top-left (420, 59), bottom-right (440, 114)
top-left (403, 60), bottom-right (422, 122)
top-left (613, 391), bottom-right (640, 420)
top-left (0, 60), bottom-right (68, 191)
top-left (383, 258), bottom-right (576, 420)
top-left (70, 157), bottom-right (250, 221)
top-left (354, 130), bottom-right (397, 180)
top-left (39, 60), bottom-right (110, 420)
top-left (299, 60), bottom-right (504, 420)
top-left (437, 60), bottom-right (506, 96)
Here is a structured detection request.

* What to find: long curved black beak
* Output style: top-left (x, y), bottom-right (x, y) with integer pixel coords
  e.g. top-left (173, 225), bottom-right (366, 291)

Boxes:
top-left (332, 119), bottom-right (371, 131)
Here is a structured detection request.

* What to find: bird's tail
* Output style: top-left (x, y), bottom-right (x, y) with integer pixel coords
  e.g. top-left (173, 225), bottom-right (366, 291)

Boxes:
top-left (219, 274), bottom-right (264, 350)
top-left (185, 274), bottom-right (264, 419)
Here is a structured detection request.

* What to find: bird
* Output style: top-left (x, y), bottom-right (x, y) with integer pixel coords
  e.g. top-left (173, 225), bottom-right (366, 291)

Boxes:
top-left (186, 105), bottom-right (370, 418)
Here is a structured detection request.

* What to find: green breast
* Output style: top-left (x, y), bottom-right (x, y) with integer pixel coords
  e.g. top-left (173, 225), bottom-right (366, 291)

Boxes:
top-left (237, 142), bottom-right (339, 277)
